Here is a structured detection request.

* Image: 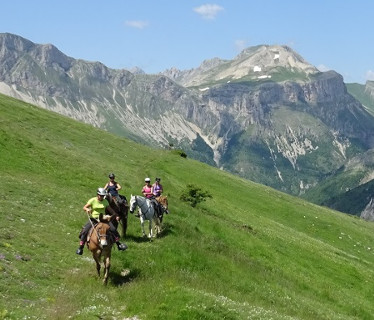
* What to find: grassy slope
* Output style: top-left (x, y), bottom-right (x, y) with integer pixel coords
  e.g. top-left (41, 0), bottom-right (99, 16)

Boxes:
top-left (1, 93), bottom-right (374, 320)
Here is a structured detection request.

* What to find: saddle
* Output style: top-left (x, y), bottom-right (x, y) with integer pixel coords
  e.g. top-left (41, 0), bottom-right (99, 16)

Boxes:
top-left (86, 224), bottom-right (98, 245)
top-left (151, 199), bottom-right (162, 218)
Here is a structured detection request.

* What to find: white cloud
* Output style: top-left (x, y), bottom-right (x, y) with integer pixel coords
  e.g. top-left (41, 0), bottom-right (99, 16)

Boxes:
top-left (193, 4), bottom-right (224, 20)
top-left (235, 39), bottom-right (247, 52)
top-left (317, 64), bottom-right (330, 72)
top-left (125, 20), bottom-right (149, 29)
top-left (365, 70), bottom-right (374, 81)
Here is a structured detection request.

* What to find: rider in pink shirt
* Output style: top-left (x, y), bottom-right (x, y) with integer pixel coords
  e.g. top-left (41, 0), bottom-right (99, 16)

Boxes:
top-left (142, 177), bottom-right (153, 198)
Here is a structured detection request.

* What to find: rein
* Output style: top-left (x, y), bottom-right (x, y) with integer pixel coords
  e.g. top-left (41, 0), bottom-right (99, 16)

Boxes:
top-left (85, 211), bottom-right (103, 247)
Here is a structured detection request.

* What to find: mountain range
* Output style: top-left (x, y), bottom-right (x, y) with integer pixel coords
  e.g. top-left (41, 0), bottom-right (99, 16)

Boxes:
top-left (1, 32), bottom-right (374, 218)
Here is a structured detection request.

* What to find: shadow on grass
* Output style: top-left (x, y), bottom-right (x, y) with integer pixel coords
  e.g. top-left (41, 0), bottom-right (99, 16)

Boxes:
top-left (123, 222), bottom-right (174, 242)
top-left (110, 268), bottom-right (141, 287)
top-left (154, 222), bottom-right (173, 239)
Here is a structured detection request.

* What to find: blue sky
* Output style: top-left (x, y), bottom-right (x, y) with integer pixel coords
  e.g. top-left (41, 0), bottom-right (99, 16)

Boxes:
top-left (1, 0), bottom-right (373, 84)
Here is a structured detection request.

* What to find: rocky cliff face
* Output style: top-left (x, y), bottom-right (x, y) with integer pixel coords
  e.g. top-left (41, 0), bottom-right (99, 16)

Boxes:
top-left (361, 198), bottom-right (374, 221)
top-left (365, 81), bottom-right (374, 100)
top-left (1, 33), bottom-right (374, 197)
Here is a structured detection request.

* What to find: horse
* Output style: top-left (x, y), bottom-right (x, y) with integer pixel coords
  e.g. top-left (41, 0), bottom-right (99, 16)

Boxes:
top-left (87, 214), bottom-right (115, 285)
top-left (154, 195), bottom-right (169, 233)
top-left (129, 195), bottom-right (168, 238)
top-left (105, 193), bottom-right (129, 238)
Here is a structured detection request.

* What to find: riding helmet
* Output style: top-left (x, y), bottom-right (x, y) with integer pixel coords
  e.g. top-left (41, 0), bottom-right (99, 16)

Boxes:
top-left (156, 177), bottom-right (161, 181)
top-left (97, 187), bottom-right (107, 196)
top-left (109, 173), bottom-right (115, 179)
top-left (145, 177), bottom-right (151, 182)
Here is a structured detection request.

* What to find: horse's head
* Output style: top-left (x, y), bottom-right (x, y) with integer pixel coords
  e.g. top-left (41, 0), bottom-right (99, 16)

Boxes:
top-left (129, 194), bottom-right (137, 214)
top-left (105, 193), bottom-right (113, 203)
top-left (99, 213), bottom-right (113, 223)
top-left (96, 222), bottom-right (111, 247)
top-left (156, 195), bottom-right (169, 214)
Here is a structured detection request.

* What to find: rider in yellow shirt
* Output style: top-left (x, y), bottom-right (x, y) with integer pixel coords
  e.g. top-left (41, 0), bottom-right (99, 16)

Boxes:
top-left (76, 188), bottom-right (127, 255)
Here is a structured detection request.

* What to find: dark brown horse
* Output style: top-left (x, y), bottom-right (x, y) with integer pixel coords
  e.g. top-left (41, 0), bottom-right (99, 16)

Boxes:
top-left (105, 194), bottom-right (129, 238)
top-left (87, 214), bottom-right (114, 285)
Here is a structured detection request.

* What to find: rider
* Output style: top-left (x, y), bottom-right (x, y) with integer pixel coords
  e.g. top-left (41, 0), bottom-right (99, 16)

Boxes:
top-left (104, 173), bottom-right (124, 204)
top-left (136, 177), bottom-right (153, 217)
top-left (152, 177), bottom-right (163, 197)
top-left (142, 177), bottom-right (153, 198)
top-left (152, 177), bottom-right (164, 217)
top-left (76, 188), bottom-right (128, 255)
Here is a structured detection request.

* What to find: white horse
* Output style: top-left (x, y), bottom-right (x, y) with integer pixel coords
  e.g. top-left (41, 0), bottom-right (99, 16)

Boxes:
top-left (129, 195), bottom-right (160, 238)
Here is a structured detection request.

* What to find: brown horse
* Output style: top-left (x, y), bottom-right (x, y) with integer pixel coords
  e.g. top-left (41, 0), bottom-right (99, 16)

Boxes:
top-left (87, 214), bottom-right (114, 285)
top-left (105, 194), bottom-right (129, 238)
top-left (154, 195), bottom-right (169, 235)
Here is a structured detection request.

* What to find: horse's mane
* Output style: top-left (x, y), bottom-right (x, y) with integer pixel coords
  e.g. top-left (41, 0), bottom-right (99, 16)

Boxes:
top-left (156, 195), bottom-right (168, 206)
top-left (99, 213), bottom-right (112, 223)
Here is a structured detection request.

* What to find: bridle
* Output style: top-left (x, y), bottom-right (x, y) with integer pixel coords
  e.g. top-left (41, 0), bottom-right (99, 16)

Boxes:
top-left (95, 223), bottom-right (110, 248)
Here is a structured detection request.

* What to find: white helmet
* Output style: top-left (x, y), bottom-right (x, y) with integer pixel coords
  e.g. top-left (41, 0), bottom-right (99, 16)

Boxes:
top-left (145, 177), bottom-right (151, 182)
top-left (97, 188), bottom-right (107, 196)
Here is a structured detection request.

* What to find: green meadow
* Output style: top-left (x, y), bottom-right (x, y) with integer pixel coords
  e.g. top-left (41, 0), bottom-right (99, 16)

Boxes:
top-left (1, 93), bottom-right (374, 319)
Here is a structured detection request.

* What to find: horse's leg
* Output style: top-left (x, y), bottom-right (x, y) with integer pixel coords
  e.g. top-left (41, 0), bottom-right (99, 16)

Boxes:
top-left (93, 252), bottom-right (101, 277)
top-left (103, 251), bottom-right (111, 285)
top-left (121, 216), bottom-right (127, 238)
top-left (148, 219), bottom-right (153, 239)
top-left (121, 207), bottom-right (128, 238)
top-left (140, 216), bottom-right (146, 237)
top-left (155, 217), bottom-right (161, 235)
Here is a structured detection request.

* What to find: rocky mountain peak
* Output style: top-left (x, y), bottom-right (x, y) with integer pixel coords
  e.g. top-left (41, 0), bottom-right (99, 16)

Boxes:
top-left (197, 57), bottom-right (227, 71)
top-left (161, 67), bottom-right (183, 81)
top-left (234, 44), bottom-right (317, 73)
top-left (128, 66), bottom-right (145, 74)
top-left (31, 43), bottom-right (73, 71)
top-left (0, 33), bottom-right (34, 54)
top-left (164, 44), bottom-right (319, 87)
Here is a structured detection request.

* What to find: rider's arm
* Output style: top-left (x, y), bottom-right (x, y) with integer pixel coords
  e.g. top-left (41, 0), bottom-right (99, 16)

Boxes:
top-left (103, 183), bottom-right (109, 190)
top-left (116, 183), bottom-right (122, 191)
top-left (83, 203), bottom-right (92, 214)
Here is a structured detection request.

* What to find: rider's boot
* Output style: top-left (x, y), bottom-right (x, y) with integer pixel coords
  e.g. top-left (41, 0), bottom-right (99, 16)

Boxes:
top-left (76, 241), bottom-right (85, 255)
top-left (115, 238), bottom-right (128, 251)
